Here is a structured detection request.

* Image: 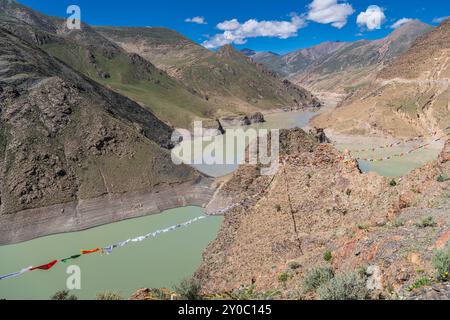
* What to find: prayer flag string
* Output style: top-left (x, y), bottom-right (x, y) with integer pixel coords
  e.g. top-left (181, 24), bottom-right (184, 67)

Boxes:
top-left (0, 169), bottom-right (279, 282)
top-left (348, 129), bottom-right (449, 155)
top-left (0, 215), bottom-right (211, 281)
top-left (352, 134), bottom-right (449, 162)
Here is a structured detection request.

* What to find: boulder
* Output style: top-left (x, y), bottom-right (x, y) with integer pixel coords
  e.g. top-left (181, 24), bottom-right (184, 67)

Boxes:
top-left (249, 112), bottom-right (265, 124)
top-left (310, 127), bottom-right (331, 143)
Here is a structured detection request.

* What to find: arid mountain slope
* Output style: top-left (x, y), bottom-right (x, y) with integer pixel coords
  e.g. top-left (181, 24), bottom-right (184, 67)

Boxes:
top-left (0, 0), bottom-right (214, 128)
top-left (249, 41), bottom-right (346, 77)
top-left (250, 21), bottom-right (432, 94)
top-left (96, 26), bottom-right (321, 114)
top-left (197, 129), bottom-right (449, 299)
top-left (0, 26), bottom-right (201, 218)
top-left (312, 19), bottom-right (450, 137)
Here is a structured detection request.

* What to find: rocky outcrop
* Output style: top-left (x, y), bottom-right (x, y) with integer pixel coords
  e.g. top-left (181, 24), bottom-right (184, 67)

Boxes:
top-left (216, 119), bottom-right (226, 135)
top-left (310, 127), bottom-right (331, 143)
top-left (312, 20), bottom-right (449, 138)
top-left (240, 112), bottom-right (266, 126)
top-left (197, 130), bottom-right (449, 299)
top-left (0, 27), bottom-right (204, 241)
top-left (249, 112), bottom-right (266, 124)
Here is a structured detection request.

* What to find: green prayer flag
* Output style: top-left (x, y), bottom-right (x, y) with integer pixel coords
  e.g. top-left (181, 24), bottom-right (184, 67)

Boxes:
top-left (61, 254), bottom-right (81, 263)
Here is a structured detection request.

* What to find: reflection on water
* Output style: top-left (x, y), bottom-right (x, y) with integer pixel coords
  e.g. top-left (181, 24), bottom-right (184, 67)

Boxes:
top-left (0, 207), bottom-right (223, 300)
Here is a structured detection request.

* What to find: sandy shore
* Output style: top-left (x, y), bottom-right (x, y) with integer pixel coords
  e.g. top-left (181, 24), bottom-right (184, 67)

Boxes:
top-left (0, 177), bottom-right (216, 245)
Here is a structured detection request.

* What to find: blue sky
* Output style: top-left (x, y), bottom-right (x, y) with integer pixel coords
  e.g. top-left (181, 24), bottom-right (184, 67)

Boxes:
top-left (18, 0), bottom-right (450, 54)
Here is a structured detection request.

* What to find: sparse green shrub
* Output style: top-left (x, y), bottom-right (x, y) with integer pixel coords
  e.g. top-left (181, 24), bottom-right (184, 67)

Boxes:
top-left (228, 285), bottom-right (281, 300)
top-left (275, 204), bottom-right (282, 212)
top-left (174, 278), bottom-right (202, 300)
top-left (437, 175), bottom-right (449, 183)
top-left (393, 218), bottom-right (405, 227)
top-left (415, 216), bottom-right (437, 228)
top-left (407, 277), bottom-right (431, 292)
top-left (358, 224), bottom-right (370, 231)
top-left (302, 266), bottom-right (335, 293)
top-left (96, 291), bottom-right (123, 300)
top-left (316, 272), bottom-right (368, 300)
top-left (50, 290), bottom-right (77, 300)
top-left (390, 179), bottom-right (397, 187)
top-left (229, 285), bottom-right (257, 300)
top-left (288, 261), bottom-right (301, 270)
top-left (356, 265), bottom-right (368, 278)
top-left (432, 247), bottom-right (450, 282)
top-left (345, 189), bottom-right (352, 196)
top-left (145, 288), bottom-right (173, 300)
top-left (278, 272), bottom-right (291, 283)
top-left (416, 269), bottom-right (425, 274)
top-left (323, 251), bottom-right (333, 262)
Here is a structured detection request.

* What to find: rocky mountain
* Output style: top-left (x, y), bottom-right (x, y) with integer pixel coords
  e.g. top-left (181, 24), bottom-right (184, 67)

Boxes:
top-left (240, 48), bottom-right (257, 56)
top-left (312, 19), bottom-right (450, 137)
top-left (248, 41), bottom-right (345, 77)
top-left (0, 25), bottom-right (204, 224)
top-left (95, 26), bottom-right (321, 114)
top-left (196, 128), bottom-right (450, 299)
top-left (250, 21), bottom-right (433, 94)
top-left (0, 0), bottom-right (214, 128)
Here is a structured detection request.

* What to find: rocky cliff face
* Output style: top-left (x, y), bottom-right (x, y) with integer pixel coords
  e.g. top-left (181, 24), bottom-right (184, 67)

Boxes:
top-left (197, 129), bottom-right (449, 299)
top-left (0, 1), bottom-right (215, 128)
top-left (0, 27), bottom-right (201, 218)
top-left (312, 19), bottom-right (450, 138)
top-left (250, 21), bottom-right (432, 94)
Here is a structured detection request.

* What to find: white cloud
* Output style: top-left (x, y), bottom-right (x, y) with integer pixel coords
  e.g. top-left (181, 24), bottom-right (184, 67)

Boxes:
top-left (391, 18), bottom-right (413, 29)
top-left (306, 0), bottom-right (355, 29)
top-left (202, 14), bottom-right (306, 49)
top-left (432, 16), bottom-right (450, 24)
top-left (217, 19), bottom-right (241, 31)
top-left (185, 16), bottom-right (207, 25)
top-left (357, 5), bottom-right (386, 31)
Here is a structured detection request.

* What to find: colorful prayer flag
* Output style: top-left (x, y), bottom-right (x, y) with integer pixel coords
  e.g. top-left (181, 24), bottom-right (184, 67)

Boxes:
top-left (81, 248), bottom-right (100, 255)
top-left (30, 260), bottom-right (58, 271)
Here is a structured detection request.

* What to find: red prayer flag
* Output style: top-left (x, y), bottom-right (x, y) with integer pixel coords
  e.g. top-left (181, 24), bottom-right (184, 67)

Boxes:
top-left (81, 248), bottom-right (100, 255)
top-left (30, 260), bottom-right (58, 271)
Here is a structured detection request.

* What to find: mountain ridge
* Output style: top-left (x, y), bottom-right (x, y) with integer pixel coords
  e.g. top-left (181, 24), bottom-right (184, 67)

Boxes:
top-left (247, 20), bottom-right (433, 94)
top-left (95, 26), bottom-right (321, 114)
top-left (0, 24), bottom-right (205, 218)
top-left (312, 18), bottom-right (450, 137)
top-left (0, 1), bottom-right (218, 128)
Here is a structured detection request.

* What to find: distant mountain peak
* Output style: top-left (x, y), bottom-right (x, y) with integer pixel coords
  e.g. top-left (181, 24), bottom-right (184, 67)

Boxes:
top-left (216, 44), bottom-right (245, 59)
top-left (240, 48), bottom-right (256, 56)
top-left (440, 17), bottom-right (450, 26)
top-left (0, 0), bottom-right (17, 6)
top-left (388, 19), bottom-right (432, 39)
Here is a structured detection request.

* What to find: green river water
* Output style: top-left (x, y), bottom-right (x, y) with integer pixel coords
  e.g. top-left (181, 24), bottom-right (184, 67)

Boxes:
top-left (0, 207), bottom-right (222, 300)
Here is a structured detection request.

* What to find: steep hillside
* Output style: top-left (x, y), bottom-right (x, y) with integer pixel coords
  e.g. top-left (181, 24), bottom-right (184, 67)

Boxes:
top-left (313, 19), bottom-right (450, 137)
top-left (0, 0), bottom-right (214, 128)
top-left (0, 26), bottom-right (202, 221)
top-left (250, 21), bottom-right (432, 94)
top-left (197, 129), bottom-right (450, 299)
top-left (250, 41), bottom-right (345, 77)
top-left (95, 26), bottom-right (211, 76)
top-left (96, 26), bottom-right (321, 114)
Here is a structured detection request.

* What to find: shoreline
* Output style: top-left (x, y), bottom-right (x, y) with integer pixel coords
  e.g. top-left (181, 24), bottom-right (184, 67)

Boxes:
top-left (0, 177), bottom-right (216, 246)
